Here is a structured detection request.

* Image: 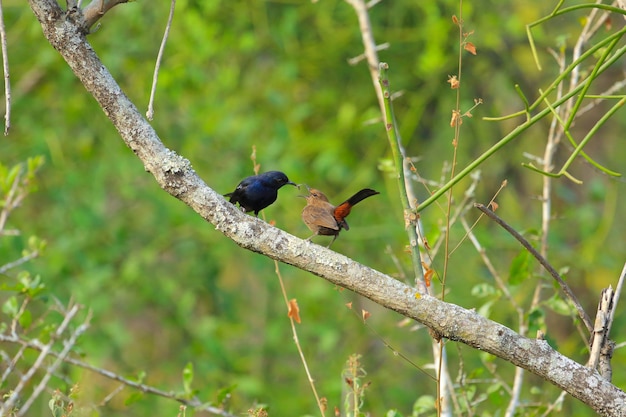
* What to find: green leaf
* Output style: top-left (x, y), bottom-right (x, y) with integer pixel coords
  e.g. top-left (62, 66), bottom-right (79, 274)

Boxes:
top-left (18, 309), bottom-right (32, 330)
top-left (182, 362), bottom-right (194, 394)
top-left (471, 283), bottom-right (499, 298)
top-left (528, 308), bottom-right (546, 335)
top-left (508, 250), bottom-right (531, 285)
top-left (216, 383), bottom-right (237, 406)
top-left (544, 294), bottom-right (573, 316)
top-left (486, 382), bottom-right (505, 406)
top-left (124, 391), bottom-right (144, 406)
top-left (412, 395), bottom-right (436, 414)
top-left (2, 296), bottom-right (18, 317)
top-left (477, 299), bottom-right (495, 318)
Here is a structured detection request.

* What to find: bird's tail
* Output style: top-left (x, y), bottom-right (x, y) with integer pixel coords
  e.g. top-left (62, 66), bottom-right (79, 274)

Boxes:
top-left (333, 188), bottom-right (379, 231)
top-left (344, 188), bottom-right (379, 206)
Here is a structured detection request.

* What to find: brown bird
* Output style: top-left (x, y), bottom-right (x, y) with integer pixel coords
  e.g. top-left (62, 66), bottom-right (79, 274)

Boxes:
top-left (301, 187), bottom-right (379, 247)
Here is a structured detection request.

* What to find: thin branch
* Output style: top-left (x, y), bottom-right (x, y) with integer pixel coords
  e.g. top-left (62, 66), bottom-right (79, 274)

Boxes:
top-left (82, 0), bottom-right (130, 31)
top-left (0, 332), bottom-right (238, 417)
top-left (588, 262), bottom-right (626, 378)
top-left (474, 203), bottom-right (593, 334)
top-left (0, 304), bottom-right (81, 414)
top-left (0, 164), bottom-right (23, 233)
top-left (146, 0), bottom-right (175, 120)
top-left (0, 250), bottom-right (40, 274)
top-left (0, 0), bottom-right (11, 135)
top-left (17, 310), bottom-right (92, 416)
top-left (587, 287), bottom-right (613, 371)
top-left (250, 152), bottom-right (325, 416)
top-left (347, 42), bottom-right (389, 65)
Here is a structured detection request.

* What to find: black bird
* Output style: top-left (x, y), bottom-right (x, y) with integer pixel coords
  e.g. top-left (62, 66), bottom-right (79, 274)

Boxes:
top-left (225, 171), bottom-right (297, 216)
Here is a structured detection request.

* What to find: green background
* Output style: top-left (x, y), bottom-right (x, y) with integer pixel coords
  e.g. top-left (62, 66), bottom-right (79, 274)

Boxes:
top-left (2, 0), bottom-right (625, 415)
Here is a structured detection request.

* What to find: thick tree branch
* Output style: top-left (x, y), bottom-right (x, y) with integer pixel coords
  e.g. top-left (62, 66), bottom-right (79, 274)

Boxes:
top-left (26, 1), bottom-right (626, 415)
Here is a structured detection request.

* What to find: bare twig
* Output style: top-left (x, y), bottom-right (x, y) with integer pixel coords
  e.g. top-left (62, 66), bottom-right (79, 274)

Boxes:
top-left (17, 310), bottom-right (92, 416)
top-left (0, 0), bottom-right (11, 135)
top-left (82, 0), bottom-right (130, 31)
top-left (474, 203), bottom-right (594, 334)
top-left (587, 287), bottom-right (613, 371)
top-left (1, 304), bottom-right (82, 414)
top-left (0, 165), bottom-right (23, 234)
top-left (251, 151), bottom-right (325, 417)
top-left (0, 250), bottom-right (41, 274)
top-left (271, 252), bottom-right (325, 417)
top-left (347, 42), bottom-right (389, 65)
top-left (0, 331), bottom-right (238, 417)
top-left (588, 262), bottom-right (626, 378)
top-left (146, 0), bottom-right (176, 120)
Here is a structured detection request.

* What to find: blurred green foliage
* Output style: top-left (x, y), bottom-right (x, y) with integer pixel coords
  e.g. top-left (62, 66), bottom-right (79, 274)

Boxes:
top-left (1, 0), bottom-right (626, 416)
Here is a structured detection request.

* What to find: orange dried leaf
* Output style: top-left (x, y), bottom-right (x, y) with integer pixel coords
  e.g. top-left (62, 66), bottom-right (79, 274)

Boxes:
top-left (464, 42), bottom-right (477, 55)
top-left (425, 269), bottom-right (433, 287)
top-left (345, 302), bottom-right (353, 310)
top-left (287, 298), bottom-right (301, 324)
top-left (452, 15), bottom-right (459, 25)
top-left (489, 201), bottom-right (499, 211)
top-left (421, 261), bottom-right (433, 287)
top-left (362, 309), bottom-right (371, 321)
top-left (450, 110), bottom-right (462, 127)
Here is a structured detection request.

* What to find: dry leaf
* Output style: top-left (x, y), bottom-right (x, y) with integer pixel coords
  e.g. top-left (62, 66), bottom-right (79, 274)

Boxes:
top-left (489, 201), bottom-right (499, 211)
top-left (362, 309), bottom-right (371, 321)
top-left (450, 109), bottom-right (462, 127)
top-left (345, 302), bottom-right (353, 310)
top-left (287, 298), bottom-right (301, 324)
top-left (422, 261), bottom-right (433, 287)
top-left (464, 42), bottom-right (477, 55)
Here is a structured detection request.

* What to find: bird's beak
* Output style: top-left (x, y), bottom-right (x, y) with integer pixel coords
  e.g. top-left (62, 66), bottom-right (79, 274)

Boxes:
top-left (287, 181), bottom-right (298, 188)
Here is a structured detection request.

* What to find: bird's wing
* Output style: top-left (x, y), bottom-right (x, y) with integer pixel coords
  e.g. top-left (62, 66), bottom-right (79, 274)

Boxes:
top-left (303, 206), bottom-right (339, 230)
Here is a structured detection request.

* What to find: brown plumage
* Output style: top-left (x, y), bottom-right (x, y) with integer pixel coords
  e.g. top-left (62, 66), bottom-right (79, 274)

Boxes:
top-left (301, 187), bottom-right (379, 247)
